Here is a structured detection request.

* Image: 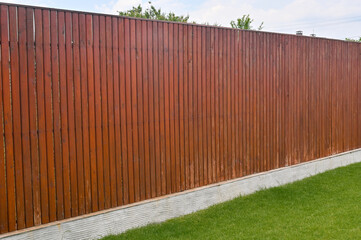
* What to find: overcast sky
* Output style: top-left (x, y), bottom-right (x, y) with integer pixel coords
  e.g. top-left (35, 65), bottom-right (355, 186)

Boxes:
top-left (3, 0), bottom-right (361, 40)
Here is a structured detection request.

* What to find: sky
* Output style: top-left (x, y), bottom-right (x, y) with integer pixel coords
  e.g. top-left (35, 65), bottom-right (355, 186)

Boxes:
top-left (3, 0), bottom-right (361, 40)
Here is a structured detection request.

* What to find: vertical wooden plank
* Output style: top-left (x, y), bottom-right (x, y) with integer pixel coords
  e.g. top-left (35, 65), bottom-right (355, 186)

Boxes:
top-left (337, 41), bottom-right (343, 153)
top-left (201, 26), bottom-right (207, 185)
top-left (225, 28), bottom-right (230, 177)
top-left (168, 23), bottom-right (176, 193)
top-left (311, 36), bottom-right (316, 158)
top-left (280, 35), bottom-right (287, 168)
top-left (234, 29), bottom-right (240, 177)
top-left (214, 28), bottom-right (220, 182)
top-left (294, 36), bottom-right (299, 164)
top-left (0, 6), bottom-right (7, 231)
top-left (193, 26), bottom-right (200, 187)
top-left (342, 41), bottom-right (347, 152)
top-left (315, 37), bottom-right (321, 159)
top-left (50, 10), bottom-right (64, 220)
top-left (141, 20), bottom-right (151, 199)
top-left (219, 29), bottom-right (225, 180)
top-left (210, 27), bottom-right (216, 182)
top-left (146, 20), bottom-right (156, 198)
top-left (17, 6), bottom-right (34, 228)
top-left (315, 38), bottom-right (320, 159)
top-left (26, 7), bottom-right (41, 225)
top-left (79, 13), bottom-right (92, 213)
top-left (178, 24), bottom-right (185, 191)
top-left (228, 29), bottom-right (234, 177)
top-left (246, 31), bottom-right (251, 175)
top-left (339, 40), bottom-right (344, 152)
top-left (57, 10), bottom-right (71, 219)
top-left (274, 34), bottom-right (279, 167)
top-left (338, 41), bottom-right (343, 152)
top-left (130, 19), bottom-right (140, 201)
top-left (65, 12), bottom-right (79, 217)
top-left (197, 26), bottom-right (204, 186)
top-left (345, 42), bottom-right (352, 152)
top-left (267, 33), bottom-right (272, 169)
top-left (290, 36), bottom-right (298, 167)
top-left (255, 31), bottom-right (259, 172)
top-left (276, 33), bottom-right (282, 169)
top-left (182, 24), bottom-right (190, 190)
top-left (93, 15), bottom-right (105, 209)
top-left (112, 17), bottom-right (122, 205)
top-left (262, 31), bottom-right (267, 170)
top-left (163, 22), bottom-right (172, 194)
top-left (230, 29), bottom-right (236, 178)
top-left (351, 43), bottom-right (358, 150)
top-left (319, 39), bottom-right (325, 156)
top-left (286, 35), bottom-right (292, 166)
top-left (277, 34), bottom-right (282, 167)
top-left (34, 8), bottom-right (50, 224)
top-left (87, 14), bottom-right (99, 211)
top-left (124, 18), bottom-right (135, 203)
top-left (206, 27), bottom-right (212, 183)
top-left (252, 31), bottom-right (258, 172)
top-left (188, 25), bottom-right (195, 189)
top-left (8, 6), bottom-right (26, 230)
top-left (173, 23), bottom-right (181, 192)
top-left (240, 30), bottom-right (246, 174)
top-left (119, 18), bottom-right (129, 204)
top-left (241, 30), bottom-right (246, 174)
top-left (323, 39), bottom-right (328, 156)
top-left (135, 19), bottom-right (145, 200)
top-left (99, 15), bottom-right (111, 208)
top-left (72, 13), bottom-right (85, 215)
top-left (262, 32), bottom-right (266, 171)
top-left (105, 16), bottom-right (117, 207)
top-left (306, 36), bottom-right (311, 159)
top-left (222, 28), bottom-right (226, 179)
top-left (325, 40), bottom-right (331, 154)
top-left (161, 22), bottom-right (166, 194)
top-left (275, 34), bottom-right (280, 168)
top-left (348, 43), bottom-right (353, 150)
top-left (256, 31), bottom-right (261, 172)
top-left (191, 26), bottom-right (197, 187)
top-left (43, 9), bottom-right (57, 222)
top-left (152, 21), bottom-right (162, 196)
top-left (240, 30), bottom-right (245, 174)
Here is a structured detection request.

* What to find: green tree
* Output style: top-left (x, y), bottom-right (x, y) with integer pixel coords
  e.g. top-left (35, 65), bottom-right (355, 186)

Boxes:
top-left (118, 1), bottom-right (189, 23)
top-left (230, 14), bottom-right (264, 30)
top-left (345, 37), bottom-right (361, 42)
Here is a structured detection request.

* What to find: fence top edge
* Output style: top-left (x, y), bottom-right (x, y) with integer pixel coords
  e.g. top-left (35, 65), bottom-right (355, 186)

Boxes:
top-left (0, 2), bottom-right (360, 46)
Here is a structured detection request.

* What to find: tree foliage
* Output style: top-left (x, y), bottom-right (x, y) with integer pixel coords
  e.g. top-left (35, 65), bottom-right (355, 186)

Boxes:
top-left (230, 14), bottom-right (264, 30)
top-left (118, 1), bottom-right (189, 23)
top-left (345, 37), bottom-right (361, 42)
top-left (119, 2), bottom-right (265, 29)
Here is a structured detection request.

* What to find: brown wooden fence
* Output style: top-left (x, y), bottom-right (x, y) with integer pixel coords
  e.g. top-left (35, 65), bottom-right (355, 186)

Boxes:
top-left (0, 2), bottom-right (360, 234)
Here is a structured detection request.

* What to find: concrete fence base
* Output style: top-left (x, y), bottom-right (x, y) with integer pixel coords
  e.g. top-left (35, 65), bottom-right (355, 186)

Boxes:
top-left (2, 148), bottom-right (361, 240)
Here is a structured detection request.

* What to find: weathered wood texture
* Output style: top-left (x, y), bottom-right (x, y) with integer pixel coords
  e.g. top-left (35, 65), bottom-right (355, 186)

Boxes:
top-left (0, 3), bottom-right (360, 234)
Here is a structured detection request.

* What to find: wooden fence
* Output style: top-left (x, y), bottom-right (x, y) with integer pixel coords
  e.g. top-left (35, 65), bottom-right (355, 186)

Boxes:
top-left (0, 2), bottom-right (360, 234)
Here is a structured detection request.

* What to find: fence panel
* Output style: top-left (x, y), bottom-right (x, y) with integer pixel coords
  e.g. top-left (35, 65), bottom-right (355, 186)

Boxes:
top-left (0, 3), bottom-right (360, 234)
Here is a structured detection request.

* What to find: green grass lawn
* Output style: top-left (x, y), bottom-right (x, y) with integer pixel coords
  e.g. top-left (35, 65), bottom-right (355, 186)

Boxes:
top-left (102, 162), bottom-right (361, 240)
